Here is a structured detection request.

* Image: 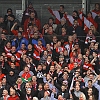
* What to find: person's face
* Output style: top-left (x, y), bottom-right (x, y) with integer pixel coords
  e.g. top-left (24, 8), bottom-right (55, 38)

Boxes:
top-left (0, 17), bottom-right (4, 23)
top-left (88, 88), bottom-right (93, 95)
top-left (7, 10), bottom-right (12, 15)
top-left (37, 65), bottom-right (42, 71)
top-left (46, 44), bottom-right (51, 49)
top-left (62, 28), bottom-right (66, 33)
top-left (25, 57), bottom-right (29, 63)
top-left (26, 89), bottom-right (31, 94)
top-left (74, 20), bottom-right (78, 26)
top-left (10, 88), bottom-right (15, 96)
top-left (29, 4), bottom-right (33, 8)
top-left (76, 81), bottom-right (80, 86)
top-left (30, 12), bottom-right (35, 18)
top-left (73, 12), bottom-right (77, 17)
top-left (17, 78), bottom-right (22, 83)
top-left (58, 95), bottom-right (64, 100)
top-left (68, 36), bottom-right (73, 42)
top-left (89, 74), bottom-right (94, 80)
top-left (59, 57), bottom-right (64, 62)
top-left (18, 33), bottom-right (22, 38)
top-left (2, 90), bottom-right (8, 96)
top-left (74, 44), bottom-right (79, 49)
top-left (28, 44), bottom-right (32, 50)
top-left (79, 94), bottom-right (84, 100)
top-left (44, 83), bottom-right (49, 90)
top-left (85, 57), bottom-right (89, 62)
top-left (92, 52), bottom-right (97, 57)
top-left (75, 85), bottom-right (80, 91)
top-left (50, 66), bottom-right (55, 71)
top-left (87, 70), bottom-right (91, 76)
top-left (2, 78), bottom-right (6, 84)
top-left (48, 26), bottom-right (53, 33)
top-left (25, 83), bottom-right (31, 89)
top-left (59, 6), bottom-right (64, 12)
top-left (11, 56), bottom-right (16, 61)
top-left (32, 76), bottom-right (37, 82)
top-left (10, 63), bottom-right (15, 68)
top-left (33, 26), bottom-right (38, 32)
top-left (61, 19), bottom-right (66, 25)
top-left (9, 17), bottom-right (14, 21)
top-left (90, 25), bottom-right (94, 31)
top-left (9, 71), bottom-right (14, 76)
top-left (95, 4), bottom-right (100, 10)
top-left (61, 86), bottom-right (66, 91)
top-left (73, 34), bottom-right (77, 39)
top-left (63, 72), bottom-right (68, 80)
top-left (94, 43), bottom-right (98, 49)
top-left (64, 49), bottom-right (68, 56)
top-left (11, 47), bottom-right (16, 52)
top-left (88, 81), bottom-right (92, 87)
top-left (1, 34), bottom-right (6, 39)
top-left (47, 56), bottom-right (51, 62)
top-left (38, 40), bottom-right (42, 46)
top-left (34, 33), bottom-right (38, 38)
top-left (38, 84), bottom-right (42, 90)
top-left (78, 54), bottom-right (82, 59)
top-left (57, 41), bottom-right (61, 47)
top-left (87, 13), bottom-right (92, 17)
top-left (21, 44), bottom-right (26, 49)
top-left (24, 66), bottom-right (29, 72)
top-left (88, 30), bottom-right (93, 35)
top-left (78, 76), bottom-right (82, 81)
top-left (89, 95), bottom-right (94, 100)
top-left (19, 27), bottom-right (23, 32)
top-left (6, 42), bottom-right (11, 48)
top-left (49, 19), bottom-right (53, 24)
top-left (7, 16), bottom-right (11, 21)
top-left (53, 36), bottom-right (57, 43)
top-left (22, 55), bottom-right (27, 61)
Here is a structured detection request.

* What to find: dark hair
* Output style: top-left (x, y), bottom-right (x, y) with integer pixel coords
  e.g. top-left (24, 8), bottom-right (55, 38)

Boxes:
top-left (49, 17), bottom-right (54, 21)
top-left (88, 80), bottom-right (92, 83)
top-left (60, 5), bottom-right (64, 9)
top-left (7, 8), bottom-right (12, 13)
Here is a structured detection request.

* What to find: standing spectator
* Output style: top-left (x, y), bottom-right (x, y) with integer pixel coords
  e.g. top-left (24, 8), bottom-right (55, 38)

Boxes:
top-left (7, 14), bottom-right (21, 35)
top-left (48, 5), bottom-right (65, 24)
top-left (21, 2), bottom-right (37, 25)
top-left (24, 11), bottom-right (41, 32)
top-left (4, 8), bottom-right (13, 25)
top-left (92, 3), bottom-right (100, 19)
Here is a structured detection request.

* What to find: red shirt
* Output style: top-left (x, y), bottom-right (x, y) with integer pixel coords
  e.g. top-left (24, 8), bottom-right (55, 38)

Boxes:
top-left (8, 95), bottom-right (20, 100)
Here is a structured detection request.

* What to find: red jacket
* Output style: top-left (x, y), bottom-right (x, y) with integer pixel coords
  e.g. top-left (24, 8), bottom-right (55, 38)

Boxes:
top-left (8, 95), bottom-right (20, 100)
top-left (24, 18), bottom-right (41, 32)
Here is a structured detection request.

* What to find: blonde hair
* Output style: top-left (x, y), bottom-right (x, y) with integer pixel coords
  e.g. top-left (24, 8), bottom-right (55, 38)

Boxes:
top-left (79, 93), bottom-right (86, 100)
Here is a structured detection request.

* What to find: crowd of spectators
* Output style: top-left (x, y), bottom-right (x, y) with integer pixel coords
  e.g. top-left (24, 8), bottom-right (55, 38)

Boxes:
top-left (0, 2), bottom-right (100, 100)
